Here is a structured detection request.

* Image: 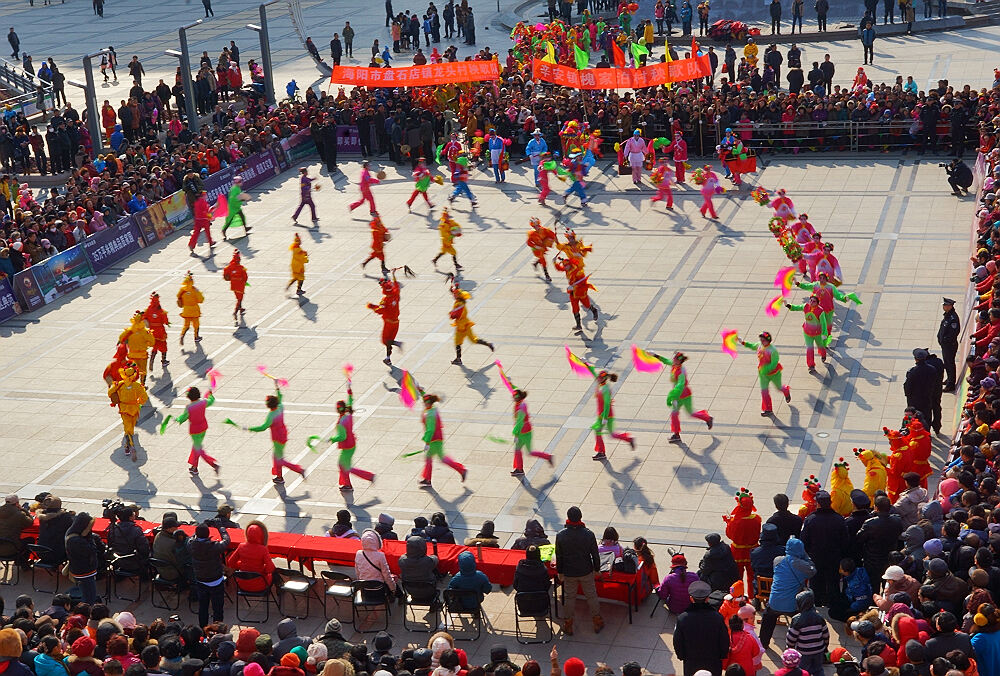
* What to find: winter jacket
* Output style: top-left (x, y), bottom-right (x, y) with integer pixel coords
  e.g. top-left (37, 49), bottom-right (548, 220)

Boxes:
top-left (513, 558), bottom-right (550, 602)
top-left (925, 630), bottom-right (973, 661)
top-left (801, 506), bottom-right (849, 566)
top-left (841, 567), bottom-right (872, 613)
top-left (187, 526), bottom-right (230, 584)
top-left (874, 573), bottom-right (921, 610)
top-left (554, 521), bottom-right (600, 578)
top-left (65, 656), bottom-right (102, 676)
top-left (724, 630), bottom-right (760, 676)
top-left (0, 503), bottom-right (31, 555)
top-left (34, 653), bottom-right (68, 676)
top-left (927, 570), bottom-right (969, 615)
top-left (750, 525), bottom-right (784, 579)
top-left (108, 518), bottom-right (150, 571)
top-left (857, 511), bottom-right (905, 565)
top-left (227, 521), bottom-right (274, 591)
top-left (894, 487), bottom-right (929, 528)
top-left (699, 542), bottom-right (740, 591)
top-left (65, 513), bottom-right (99, 578)
top-left (355, 529), bottom-right (395, 591)
top-left (447, 551), bottom-right (491, 609)
top-left (273, 619), bottom-right (309, 659)
top-left (673, 601), bottom-right (730, 676)
top-left (765, 509), bottom-right (803, 545)
top-left (972, 630), bottom-right (1000, 676)
top-left (769, 537), bottom-right (816, 614)
top-left (659, 566), bottom-right (701, 615)
top-left (151, 531), bottom-right (189, 582)
top-left (785, 590), bottom-right (829, 656)
top-left (316, 619), bottom-right (352, 660)
top-left (398, 535), bottom-right (439, 586)
top-left (37, 507), bottom-right (73, 564)
top-left (512, 519), bottom-right (550, 550)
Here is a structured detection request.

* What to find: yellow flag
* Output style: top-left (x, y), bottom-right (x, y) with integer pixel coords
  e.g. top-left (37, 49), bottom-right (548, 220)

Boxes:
top-left (663, 36), bottom-right (672, 90)
top-left (542, 41), bottom-right (556, 64)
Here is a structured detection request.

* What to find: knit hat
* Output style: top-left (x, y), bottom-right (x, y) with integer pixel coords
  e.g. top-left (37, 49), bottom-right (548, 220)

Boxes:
top-left (71, 636), bottom-right (96, 658)
top-left (830, 648), bottom-right (853, 664)
top-left (235, 628), bottom-right (259, 655)
top-left (924, 539), bottom-right (944, 556)
top-left (243, 665), bottom-right (265, 676)
top-left (782, 650), bottom-right (802, 667)
top-left (373, 631), bottom-right (392, 651)
top-left (563, 658), bottom-right (586, 676)
top-left (114, 611), bottom-right (136, 629)
top-left (523, 661), bottom-right (541, 676)
top-left (280, 653), bottom-right (301, 668)
top-left (378, 513), bottom-right (395, 527)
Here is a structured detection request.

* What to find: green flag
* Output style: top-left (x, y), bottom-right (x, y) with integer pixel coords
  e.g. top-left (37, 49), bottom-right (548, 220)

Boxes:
top-left (630, 42), bottom-right (649, 64)
top-left (573, 44), bottom-right (590, 70)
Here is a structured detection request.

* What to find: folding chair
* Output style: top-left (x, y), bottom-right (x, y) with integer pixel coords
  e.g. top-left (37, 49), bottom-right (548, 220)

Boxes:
top-left (233, 570), bottom-right (279, 623)
top-left (148, 557), bottom-right (186, 611)
top-left (108, 554), bottom-right (142, 602)
top-left (442, 588), bottom-right (484, 641)
top-left (514, 589), bottom-right (553, 644)
top-left (320, 570), bottom-right (354, 616)
top-left (401, 579), bottom-right (441, 632)
top-left (352, 580), bottom-right (391, 632)
top-left (274, 566), bottom-right (320, 619)
top-left (26, 544), bottom-right (61, 593)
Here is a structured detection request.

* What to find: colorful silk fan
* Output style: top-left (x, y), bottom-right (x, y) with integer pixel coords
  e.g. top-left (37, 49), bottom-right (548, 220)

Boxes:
top-left (631, 344), bottom-right (663, 373)
top-left (256, 364), bottom-right (289, 388)
top-left (206, 368), bottom-right (222, 389)
top-left (765, 294), bottom-right (784, 317)
top-left (565, 346), bottom-right (593, 377)
top-left (399, 370), bottom-right (420, 409)
top-left (774, 266), bottom-right (796, 296)
top-left (495, 360), bottom-right (515, 395)
top-left (721, 330), bottom-right (740, 358)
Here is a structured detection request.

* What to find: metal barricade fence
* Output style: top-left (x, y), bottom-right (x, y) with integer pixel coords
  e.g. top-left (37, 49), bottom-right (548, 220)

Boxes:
top-left (714, 119), bottom-right (981, 154)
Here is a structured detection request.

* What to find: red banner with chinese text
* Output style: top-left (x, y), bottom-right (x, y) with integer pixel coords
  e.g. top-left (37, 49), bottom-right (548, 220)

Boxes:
top-left (330, 61), bottom-right (500, 87)
top-left (531, 56), bottom-right (711, 89)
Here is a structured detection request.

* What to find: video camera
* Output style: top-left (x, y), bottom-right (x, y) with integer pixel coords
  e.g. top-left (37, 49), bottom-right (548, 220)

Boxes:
top-left (102, 498), bottom-right (137, 523)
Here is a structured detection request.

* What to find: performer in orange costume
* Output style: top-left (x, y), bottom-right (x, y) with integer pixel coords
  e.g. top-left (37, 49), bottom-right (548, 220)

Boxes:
top-left (882, 425), bottom-right (911, 501)
top-left (905, 418), bottom-right (933, 488)
top-left (448, 279), bottom-right (495, 366)
top-left (554, 253), bottom-right (598, 333)
top-left (368, 272), bottom-right (404, 366)
top-left (798, 475), bottom-right (821, 518)
top-left (188, 190), bottom-right (215, 253)
top-left (526, 217), bottom-right (555, 282)
top-left (723, 488), bottom-right (762, 590)
top-left (222, 250), bottom-right (248, 324)
top-left (361, 213), bottom-right (390, 276)
top-left (103, 343), bottom-right (129, 390)
top-left (144, 292), bottom-right (170, 370)
top-left (286, 234), bottom-right (309, 296)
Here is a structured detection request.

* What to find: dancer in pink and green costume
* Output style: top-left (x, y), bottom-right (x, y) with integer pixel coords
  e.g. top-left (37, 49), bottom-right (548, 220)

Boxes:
top-left (651, 352), bottom-right (713, 443)
top-left (785, 294), bottom-right (831, 373)
top-left (739, 331), bottom-right (791, 416)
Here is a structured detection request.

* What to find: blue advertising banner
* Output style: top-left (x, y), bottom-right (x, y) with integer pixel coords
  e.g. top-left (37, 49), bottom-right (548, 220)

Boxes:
top-left (29, 244), bottom-right (97, 303)
top-left (0, 277), bottom-right (22, 322)
top-left (83, 215), bottom-right (146, 272)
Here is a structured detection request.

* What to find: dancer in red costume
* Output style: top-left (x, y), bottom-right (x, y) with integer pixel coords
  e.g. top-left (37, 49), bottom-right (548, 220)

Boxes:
top-left (537, 153), bottom-right (559, 206)
top-left (442, 132), bottom-right (463, 174)
top-left (103, 342), bottom-right (129, 390)
top-left (361, 213), bottom-right (390, 276)
top-left (240, 385), bottom-right (306, 484)
top-left (325, 382), bottom-right (375, 491)
top-left (723, 488), bottom-right (762, 590)
top-left (798, 475), bottom-right (821, 518)
top-left (348, 160), bottom-right (380, 215)
top-left (698, 166), bottom-right (722, 219)
top-left (188, 191), bottom-right (215, 253)
top-left (672, 131), bottom-right (688, 183)
top-left (905, 417), bottom-right (932, 488)
top-left (367, 271), bottom-right (405, 366)
top-left (417, 391), bottom-right (467, 488)
top-left (526, 217), bottom-right (555, 282)
top-left (174, 386), bottom-right (220, 475)
top-left (554, 252), bottom-right (598, 333)
top-left (650, 159), bottom-right (675, 210)
top-left (406, 158), bottom-right (436, 212)
top-left (144, 292), bottom-right (170, 369)
top-left (222, 250), bottom-right (248, 325)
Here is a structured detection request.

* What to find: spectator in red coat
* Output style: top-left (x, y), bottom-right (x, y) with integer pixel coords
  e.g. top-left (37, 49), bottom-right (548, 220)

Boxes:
top-left (226, 521), bottom-right (275, 592)
top-left (725, 614), bottom-right (761, 675)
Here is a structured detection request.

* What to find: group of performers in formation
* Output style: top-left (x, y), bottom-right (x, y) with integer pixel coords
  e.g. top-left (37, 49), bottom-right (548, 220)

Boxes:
top-left (99, 143), bottom-right (868, 491)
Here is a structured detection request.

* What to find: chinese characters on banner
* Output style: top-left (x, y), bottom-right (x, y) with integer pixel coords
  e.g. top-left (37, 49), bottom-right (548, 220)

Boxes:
top-left (330, 60), bottom-right (501, 87)
top-left (531, 56), bottom-right (711, 89)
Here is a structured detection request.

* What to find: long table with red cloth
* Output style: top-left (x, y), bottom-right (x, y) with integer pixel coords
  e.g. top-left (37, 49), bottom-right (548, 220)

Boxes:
top-left (22, 517), bottom-right (650, 617)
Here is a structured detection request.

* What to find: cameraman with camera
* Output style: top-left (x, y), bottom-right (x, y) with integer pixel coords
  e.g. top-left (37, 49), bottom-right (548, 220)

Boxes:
top-left (0, 494), bottom-right (34, 568)
top-left (944, 158), bottom-right (973, 196)
top-left (107, 503), bottom-right (150, 575)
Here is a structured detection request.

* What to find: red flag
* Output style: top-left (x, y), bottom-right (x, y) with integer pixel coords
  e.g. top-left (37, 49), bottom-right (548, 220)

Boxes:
top-left (691, 36), bottom-right (699, 56)
top-left (611, 40), bottom-right (626, 68)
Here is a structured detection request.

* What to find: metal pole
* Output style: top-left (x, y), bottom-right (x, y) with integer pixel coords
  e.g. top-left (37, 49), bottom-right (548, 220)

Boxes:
top-left (178, 23), bottom-right (200, 131)
top-left (80, 51), bottom-right (106, 157)
top-left (259, 4), bottom-right (275, 104)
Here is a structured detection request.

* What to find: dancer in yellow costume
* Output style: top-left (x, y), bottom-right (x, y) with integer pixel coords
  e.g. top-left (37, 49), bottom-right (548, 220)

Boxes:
top-left (448, 278), bottom-right (494, 366)
top-left (286, 233), bottom-right (309, 295)
top-left (432, 208), bottom-right (462, 273)
top-left (177, 272), bottom-right (204, 345)
top-left (118, 310), bottom-right (155, 383)
top-left (108, 362), bottom-right (148, 456)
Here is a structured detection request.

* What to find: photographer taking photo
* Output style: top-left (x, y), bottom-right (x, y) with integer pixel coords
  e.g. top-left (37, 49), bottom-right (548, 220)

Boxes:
top-left (945, 157), bottom-right (973, 196)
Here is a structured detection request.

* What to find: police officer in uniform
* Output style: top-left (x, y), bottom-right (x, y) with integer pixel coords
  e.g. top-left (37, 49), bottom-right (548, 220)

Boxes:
top-left (904, 348), bottom-right (938, 428)
top-left (938, 297), bottom-right (960, 392)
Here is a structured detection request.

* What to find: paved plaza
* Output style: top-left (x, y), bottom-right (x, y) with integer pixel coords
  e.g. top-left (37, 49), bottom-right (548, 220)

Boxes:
top-left (0, 0), bottom-right (994, 669)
